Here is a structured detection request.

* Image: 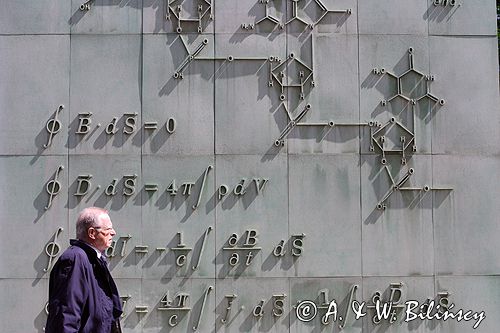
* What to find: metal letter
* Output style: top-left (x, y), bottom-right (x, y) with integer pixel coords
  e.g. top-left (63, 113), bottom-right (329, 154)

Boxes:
top-left (229, 253), bottom-right (239, 266)
top-left (135, 245), bottom-right (149, 254)
top-left (44, 227), bottom-right (63, 272)
top-left (273, 240), bottom-right (286, 257)
top-left (168, 315), bottom-right (178, 327)
top-left (105, 240), bottom-right (117, 257)
top-left (177, 232), bottom-right (186, 247)
top-left (105, 179), bottom-right (118, 196)
top-left (121, 234), bottom-right (132, 257)
top-left (253, 300), bottom-right (265, 317)
top-left (120, 295), bottom-right (131, 318)
top-left (218, 184), bottom-right (229, 200)
top-left (272, 294), bottom-right (286, 317)
top-left (192, 226), bottom-right (212, 270)
top-left (221, 294), bottom-right (237, 324)
top-left (45, 165), bottom-right (64, 210)
top-left (228, 233), bottom-right (238, 247)
top-left (339, 284), bottom-right (358, 329)
top-left (389, 282), bottom-right (404, 306)
top-left (193, 165), bottom-right (213, 210)
top-left (76, 112), bottom-right (92, 134)
top-left (44, 105), bottom-right (64, 148)
top-left (320, 289), bottom-right (330, 306)
top-left (244, 229), bottom-right (258, 246)
top-left (176, 254), bottom-right (187, 267)
top-left (193, 286), bottom-right (213, 331)
top-left (253, 178), bottom-right (269, 195)
top-left (74, 175), bottom-right (92, 196)
top-left (167, 180), bottom-right (178, 196)
top-left (135, 306), bottom-right (148, 313)
top-left (166, 117), bottom-right (177, 134)
top-left (105, 117), bottom-right (119, 135)
top-left (291, 234), bottom-right (305, 257)
top-left (123, 175), bottom-right (137, 196)
top-left (437, 291), bottom-right (450, 315)
top-left (182, 182), bottom-right (195, 195)
top-left (233, 179), bottom-right (247, 196)
top-left (245, 251), bottom-right (254, 266)
top-left (123, 113), bottom-right (138, 135)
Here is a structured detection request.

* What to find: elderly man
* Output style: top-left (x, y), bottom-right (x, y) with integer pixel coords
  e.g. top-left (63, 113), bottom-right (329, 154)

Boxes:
top-left (45, 207), bottom-right (122, 333)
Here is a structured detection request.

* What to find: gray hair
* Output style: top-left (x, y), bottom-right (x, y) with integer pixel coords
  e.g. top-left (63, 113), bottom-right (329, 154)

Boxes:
top-left (76, 207), bottom-right (109, 240)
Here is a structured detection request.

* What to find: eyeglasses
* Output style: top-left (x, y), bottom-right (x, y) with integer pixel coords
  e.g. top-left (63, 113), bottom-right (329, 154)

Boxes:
top-left (93, 226), bottom-right (115, 235)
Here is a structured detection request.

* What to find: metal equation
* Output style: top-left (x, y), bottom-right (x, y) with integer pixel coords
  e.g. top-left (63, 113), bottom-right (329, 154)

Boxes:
top-left (42, 227), bottom-right (306, 275)
top-left (44, 164), bottom-right (269, 210)
top-left (222, 230), bottom-right (305, 267)
top-left (152, 227), bottom-right (212, 271)
top-left (43, 111), bottom-right (177, 149)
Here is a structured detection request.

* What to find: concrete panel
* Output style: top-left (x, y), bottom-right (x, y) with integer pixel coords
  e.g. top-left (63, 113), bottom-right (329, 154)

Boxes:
top-left (142, 278), bottom-right (215, 333)
top-left (435, 276), bottom-right (499, 333)
top-left (114, 278), bottom-right (143, 333)
top-left (69, 35), bottom-right (142, 155)
top-left (286, 33), bottom-right (359, 154)
top-left (358, 0), bottom-right (428, 35)
top-left (143, 0), bottom-right (214, 34)
top-left (214, 0), bottom-right (286, 34)
top-left (0, 0), bottom-right (71, 34)
top-left (67, 155), bottom-right (143, 278)
top-left (359, 36), bottom-right (433, 155)
top-left (142, 34), bottom-right (215, 155)
top-left (214, 33), bottom-right (287, 155)
top-left (427, 0), bottom-right (497, 36)
top-left (215, 278), bottom-right (290, 332)
top-left (289, 155), bottom-right (361, 277)
top-left (141, 155), bottom-right (216, 279)
top-left (433, 155), bottom-right (500, 275)
top-left (70, 0), bottom-right (142, 34)
top-left (0, 35), bottom-right (70, 155)
top-left (285, 0), bottom-right (357, 35)
top-left (430, 36), bottom-right (500, 155)
top-left (361, 155), bottom-right (434, 276)
top-left (0, 279), bottom-right (49, 333)
top-left (289, 277), bottom-right (362, 333)
top-left (215, 155), bottom-right (288, 278)
top-left (362, 277), bottom-right (434, 333)
top-left (0, 156), bottom-right (68, 278)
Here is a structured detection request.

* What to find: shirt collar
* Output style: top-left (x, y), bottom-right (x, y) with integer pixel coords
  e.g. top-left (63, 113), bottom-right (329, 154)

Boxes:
top-left (80, 240), bottom-right (103, 259)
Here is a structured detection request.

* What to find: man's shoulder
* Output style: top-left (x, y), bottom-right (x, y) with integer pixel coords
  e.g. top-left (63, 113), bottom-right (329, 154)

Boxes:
top-left (58, 245), bottom-right (90, 264)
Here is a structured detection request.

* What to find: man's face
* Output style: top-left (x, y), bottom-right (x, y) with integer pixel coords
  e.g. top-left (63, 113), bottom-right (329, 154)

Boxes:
top-left (89, 213), bottom-right (116, 252)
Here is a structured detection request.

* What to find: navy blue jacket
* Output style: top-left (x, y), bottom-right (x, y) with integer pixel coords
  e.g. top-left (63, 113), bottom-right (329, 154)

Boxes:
top-left (45, 239), bottom-right (122, 333)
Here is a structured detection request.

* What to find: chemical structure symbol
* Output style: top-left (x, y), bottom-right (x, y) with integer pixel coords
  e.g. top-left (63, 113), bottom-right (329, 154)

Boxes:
top-left (369, 117), bottom-right (416, 166)
top-left (269, 52), bottom-right (314, 101)
top-left (372, 47), bottom-right (445, 107)
top-left (285, 0), bottom-right (351, 29)
top-left (242, 0), bottom-right (282, 31)
top-left (242, 0), bottom-right (351, 31)
top-left (370, 47), bottom-right (446, 165)
top-left (166, 0), bottom-right (213, 33)
top-left (375, 165), bottom-right (452, 211)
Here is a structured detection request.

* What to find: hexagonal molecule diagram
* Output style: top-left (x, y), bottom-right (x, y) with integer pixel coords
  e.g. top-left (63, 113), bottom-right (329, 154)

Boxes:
top-left (370, 47), bottom-right (445, 165)
top-left (166, 0), bottom-right (213, 33)
top-left (285, 0), bottom-right (351, 29)
top-left (370, 47), bottom-right (452, 210)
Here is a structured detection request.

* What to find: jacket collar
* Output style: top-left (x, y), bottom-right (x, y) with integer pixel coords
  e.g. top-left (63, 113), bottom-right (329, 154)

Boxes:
top-left (70, 239), bottom-right (101, 262)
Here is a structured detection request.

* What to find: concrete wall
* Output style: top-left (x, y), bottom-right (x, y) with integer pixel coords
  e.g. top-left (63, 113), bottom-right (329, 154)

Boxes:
top-left (0, 0), bottom-right (499, 332)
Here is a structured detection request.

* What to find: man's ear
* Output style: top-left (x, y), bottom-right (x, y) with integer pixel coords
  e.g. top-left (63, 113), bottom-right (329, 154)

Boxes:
top-left (87, 227), bottom-right (96, 240)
